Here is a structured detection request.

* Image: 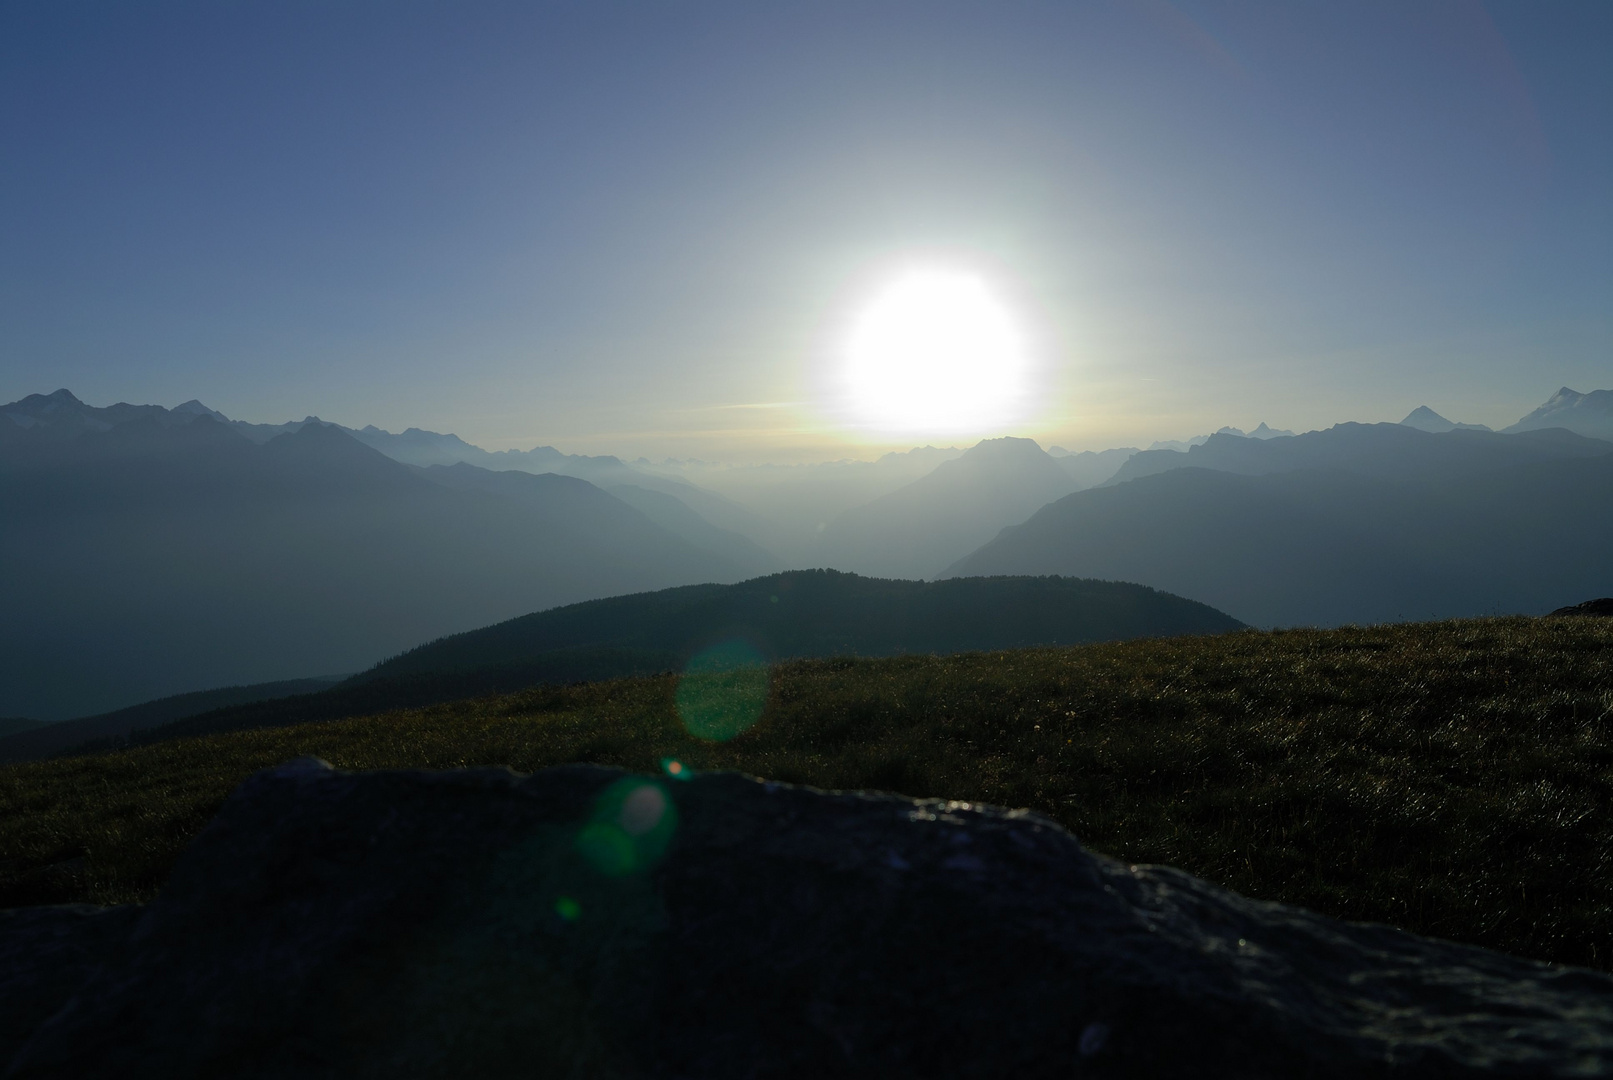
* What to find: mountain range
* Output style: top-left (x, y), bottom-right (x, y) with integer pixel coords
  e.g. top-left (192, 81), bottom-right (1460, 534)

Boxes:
top-left (651, 445), bottom-right (970, 566)
top-left (1102, 420), bottom-right (1607, 488)
top-left (1399, 405), bottom-right (1490, 433)
top-left (357, 569), bottom-right (1242, 689)
top-left (0, 397), bottom-right (766, 719)
top-left (5, 384), bottom-right (1610, 721)
top-left (0, 571), bottom-right (1243, 760)
top-left (1503, 387), bottom-right (1613, 441)
top-left (817, 437), bottom-right (1083, 579)
top-left (4, 390), bottom-right (778, 565)
top-left (947, 423), bottom-right (1613, 627)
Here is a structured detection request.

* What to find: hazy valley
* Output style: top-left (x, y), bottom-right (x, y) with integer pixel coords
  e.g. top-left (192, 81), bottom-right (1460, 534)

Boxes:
top-left (4, 385), bottom-right (1610, 726)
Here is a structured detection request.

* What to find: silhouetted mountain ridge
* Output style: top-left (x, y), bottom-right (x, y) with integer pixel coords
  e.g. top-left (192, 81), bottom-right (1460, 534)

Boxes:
top-left (948, 424), bottom-right (1613, 627)
top-left (1399, 406), bottom-right (1489, 433)
top-left (0, 718), bottom-right (46, 740)
top-left (1051, 446), bottom-right (1138, 488)
top-left (0, 679), bottom-right (344, 764)
top-left (1106, 422), bottom-right (1611, 488)
top-left (1, 389), bottom-right (189, 445)
top-left (2, 388), bottom-right (775, 557)
top-left (0, 412), bottom-right (760, 719)
top-left (818, 437), bottom-right (1080, 579)
top-left (97, 571), bottom-right (1243, 753)
top-left (364, 569), bottom-right (1243, 680)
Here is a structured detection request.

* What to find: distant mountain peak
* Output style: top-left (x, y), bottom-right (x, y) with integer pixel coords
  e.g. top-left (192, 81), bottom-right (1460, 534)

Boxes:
top-left (1208, 423), bottom-right (1294, 440)
top-left (1503, 387), bottom-right (1613, 440)
top-left (1400, 406), bottom-right (1455, 432)
top-left (942, 436), bottom-right (1058, 474)
top-left (963, 435), bottom-right (1045, 458)
top-left (1399, 406), bottom-right (1490, 434)
top-left (14, 388), bottom-right (85, 412)
top-left (172, 399), bottom-right (228, 421)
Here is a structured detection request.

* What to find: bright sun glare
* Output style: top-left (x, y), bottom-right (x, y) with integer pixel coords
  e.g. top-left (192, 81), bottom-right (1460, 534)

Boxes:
top-left (844, 269), bottom-right (1028, 435)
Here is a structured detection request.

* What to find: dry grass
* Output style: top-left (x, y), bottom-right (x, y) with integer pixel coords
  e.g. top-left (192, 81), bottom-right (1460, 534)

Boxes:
top-left (3, 616), bottom-right (1611, 968)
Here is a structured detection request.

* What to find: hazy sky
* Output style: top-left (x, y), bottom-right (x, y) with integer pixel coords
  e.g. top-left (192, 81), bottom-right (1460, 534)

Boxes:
top-left (2, 1), bottom-right (1609, 460)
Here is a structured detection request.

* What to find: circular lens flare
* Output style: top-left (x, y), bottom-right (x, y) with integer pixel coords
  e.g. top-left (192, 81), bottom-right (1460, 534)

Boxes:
top-left (618, 785), bottom-right (667, 836)
top-left (575, 778), bottom-right (679, 876)
top-left (844, 269), bottom-right (1027, 435)
top-left (676, 640), bottom-right (769, 742)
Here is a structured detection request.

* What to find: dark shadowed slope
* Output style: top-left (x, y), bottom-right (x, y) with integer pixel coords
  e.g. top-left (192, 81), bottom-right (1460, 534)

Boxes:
top-left (0, 417), bottom-right (753, 720)
top-left (0, 719), bottom-right (45, 740)
top-left (80, 571), bottom-right (1243, 754)
top-left (1550, 598), bottom-right (1613, 617)
top-left (818, 437), bottom-right (1080, 579)
top-left (0, 678), bottom-right (343, 765)
top-left (947, 436), bottom-right (1613, 627)
top-left (362, 570), bottom-right (1243, 681)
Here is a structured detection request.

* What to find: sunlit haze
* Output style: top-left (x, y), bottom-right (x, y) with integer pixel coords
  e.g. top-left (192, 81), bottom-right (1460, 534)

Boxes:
top-left (2, 1), bottom-right (1610, 460)
top-left (839, 269), bottom-right (1031, 439)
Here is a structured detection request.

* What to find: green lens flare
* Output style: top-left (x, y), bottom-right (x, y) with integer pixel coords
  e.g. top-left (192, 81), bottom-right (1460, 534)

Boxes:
top-left (554, 896), bottom-right (581, 921)
top-left (574, 777), bottom-right (679, 877)
top-left (617, 784), bottom-right (666, 836)
top-left (575, 822), bottom-right (637, 876)
top-left (676, 640), bottom-right (769, 741)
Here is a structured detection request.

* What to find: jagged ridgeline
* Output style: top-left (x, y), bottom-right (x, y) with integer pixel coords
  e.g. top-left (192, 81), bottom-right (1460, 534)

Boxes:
top-left (118, 571), bottom-right (1241, 749)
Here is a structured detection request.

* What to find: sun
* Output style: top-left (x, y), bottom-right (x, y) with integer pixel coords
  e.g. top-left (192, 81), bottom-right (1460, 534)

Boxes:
top-left (842, 268), bottom-right (1028, 436)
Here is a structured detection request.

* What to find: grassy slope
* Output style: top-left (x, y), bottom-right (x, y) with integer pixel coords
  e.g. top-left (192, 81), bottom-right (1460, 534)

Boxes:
top-left (2, 616), bottom-right (1611, 970)
top-left (360, 571), bottom-right (1244, 680)
top-left (87, 572), bottom-right (1240, 754)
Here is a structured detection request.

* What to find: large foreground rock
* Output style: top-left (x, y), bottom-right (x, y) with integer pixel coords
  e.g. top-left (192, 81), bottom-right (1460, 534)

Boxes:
top-left (4, 761), bottom-right (1612, 1077)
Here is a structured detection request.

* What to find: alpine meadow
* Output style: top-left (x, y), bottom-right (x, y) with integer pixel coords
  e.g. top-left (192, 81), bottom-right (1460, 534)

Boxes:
top-left (3, 4), bottom-right (1612, 1076)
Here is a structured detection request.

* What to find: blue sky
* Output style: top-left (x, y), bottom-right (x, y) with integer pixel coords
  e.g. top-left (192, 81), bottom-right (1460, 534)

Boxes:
top-left (2, 1), bottom-right (1608, 459)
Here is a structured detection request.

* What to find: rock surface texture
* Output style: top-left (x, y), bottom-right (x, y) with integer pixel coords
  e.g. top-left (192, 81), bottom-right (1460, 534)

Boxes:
top-left (4, 760), bottom-right (1612, 1077)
